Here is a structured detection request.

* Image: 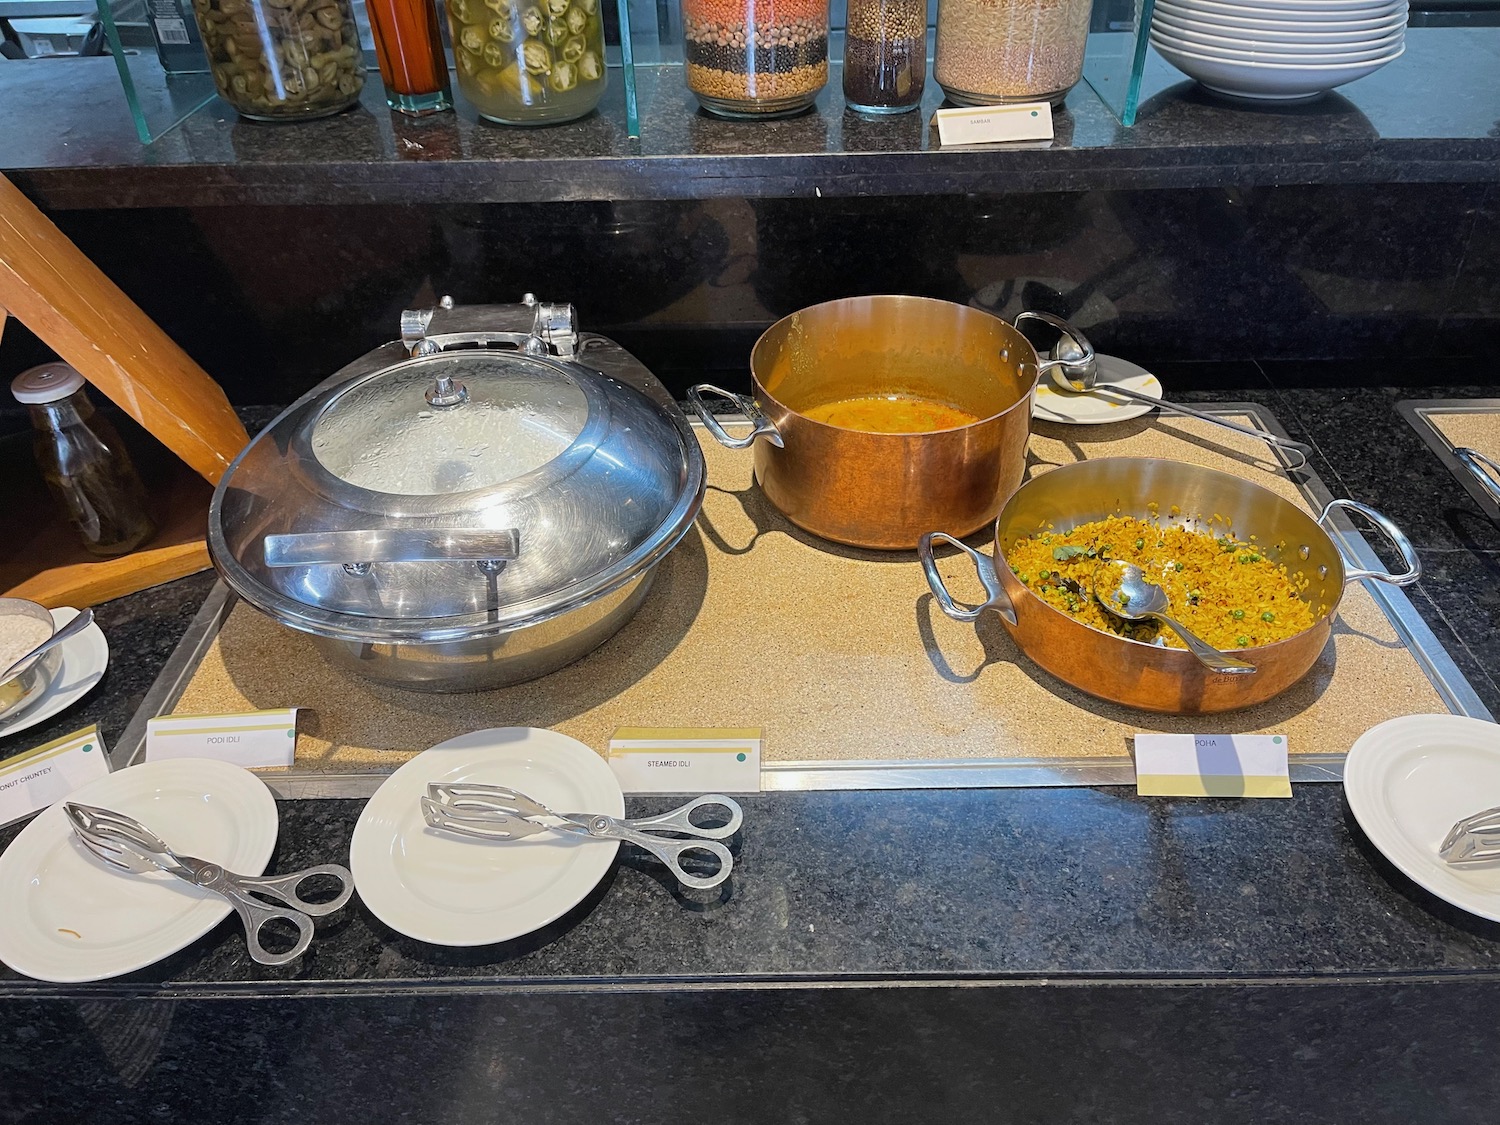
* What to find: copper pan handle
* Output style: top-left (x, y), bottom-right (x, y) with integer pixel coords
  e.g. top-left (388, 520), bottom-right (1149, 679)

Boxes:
top-left (918, 532), bottom-right (1018, 627)
top-left (686, 384), bottom-right (784, 449)
top-left (1316, 499), bottom-right (1421, 587)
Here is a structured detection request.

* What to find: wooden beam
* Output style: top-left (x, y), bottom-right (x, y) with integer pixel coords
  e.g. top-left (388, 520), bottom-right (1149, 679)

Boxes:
top-left (0, 173), bottom-right (248, 484)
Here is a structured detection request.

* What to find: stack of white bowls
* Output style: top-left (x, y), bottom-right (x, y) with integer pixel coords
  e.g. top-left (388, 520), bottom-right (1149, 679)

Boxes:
top-left (1150, 0), bottom-right (1408, 101)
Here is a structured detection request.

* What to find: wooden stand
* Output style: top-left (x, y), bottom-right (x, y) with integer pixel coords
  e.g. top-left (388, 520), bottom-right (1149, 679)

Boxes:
top-left (0, 174), bottom-right (250, 608)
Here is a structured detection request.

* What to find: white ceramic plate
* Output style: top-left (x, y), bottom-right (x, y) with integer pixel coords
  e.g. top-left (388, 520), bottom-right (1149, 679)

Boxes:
top-left (1153, 7), bottom-right (1406, 41)
top-left (0, 758), bottom-right (277, 982)
top-left (1344, 715), bottom-right (1500, 922)
top-left (1032, 354), bottom-right (1163, 425)
top-left (1153, 40), bottom-right (1404, 99)
top-left (0, 608), bottom-right (109, 740)
top-left (1159, 0), bottom-right (1405, 17)
top-left (1151, 20), bottom-right (1402, 54)
top-left (350, 727), bottom-right (624, 947)
top-left (1151, 27), bottom-right (1400, 62)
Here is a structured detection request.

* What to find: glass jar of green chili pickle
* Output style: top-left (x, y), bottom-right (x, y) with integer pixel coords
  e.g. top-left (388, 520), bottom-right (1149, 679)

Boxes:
top-left (445, 0), bottom-right (607, 124)
top-left (189, 0), bottom-right (365, 120)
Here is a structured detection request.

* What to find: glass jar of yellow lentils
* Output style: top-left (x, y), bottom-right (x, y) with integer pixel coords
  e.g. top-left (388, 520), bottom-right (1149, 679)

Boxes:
top-left (444, 0), bottom-right (608, 124)
top-left (190, 0), bottom-right (365, 120)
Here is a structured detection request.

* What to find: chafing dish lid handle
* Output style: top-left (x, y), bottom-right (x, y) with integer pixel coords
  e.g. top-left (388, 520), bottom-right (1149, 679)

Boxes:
top-left (263, 529), bottom-right (521, 568)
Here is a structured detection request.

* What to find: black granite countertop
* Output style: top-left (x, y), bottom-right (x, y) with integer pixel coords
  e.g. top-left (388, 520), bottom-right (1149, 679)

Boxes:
top-left (3, 27), bottom-right (1499, 208)
top-left (2, 369), bottom-right (1499, 997)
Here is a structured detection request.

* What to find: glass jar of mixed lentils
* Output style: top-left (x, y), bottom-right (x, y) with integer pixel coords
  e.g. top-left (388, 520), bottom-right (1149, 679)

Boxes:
top-left (445, 0), bottom-right (607, 124)
top-left (682, 0), bottom-right (829, 118)
top-left (934, 0), bottom-right (1090, 106)
top-left (190, 0), bottom-right (364, 120)
top-left (842, 0), bottom-right (925, 113)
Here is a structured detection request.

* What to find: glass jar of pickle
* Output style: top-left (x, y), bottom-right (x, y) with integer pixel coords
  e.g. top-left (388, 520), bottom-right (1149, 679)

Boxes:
top-left (681, 0), bottom-right (829, 118)
top-left (445, 0), bottom-right (607, 125)
top-left (190, 0), bottom-right (365, 120)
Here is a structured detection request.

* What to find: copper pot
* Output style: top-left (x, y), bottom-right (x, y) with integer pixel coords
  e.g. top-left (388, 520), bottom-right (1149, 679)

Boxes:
top-left (687, 296), bottom-right (1066, 550)
top-left (919, 458), bottom-right (1421, 714)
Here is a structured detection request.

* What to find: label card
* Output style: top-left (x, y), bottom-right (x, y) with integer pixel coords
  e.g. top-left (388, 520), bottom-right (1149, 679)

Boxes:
top-left (0, 725), bottom-right (113, 829)
top-left (1133, 733), bottom-right (1292, 798)
top-left (146, 709), bottom-right (298, 771)
top-left (607, 727), bottom-right (762, 794)
top-left (932, 102), bottom-right (1054, 147)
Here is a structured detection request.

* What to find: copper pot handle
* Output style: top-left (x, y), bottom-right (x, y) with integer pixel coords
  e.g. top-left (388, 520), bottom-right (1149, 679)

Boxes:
top-left (685, 384), bottom-right (784, 449)
top-left (918, 532), bottom-right (1018, 627)
top-left (1316, 500), bottom-right (1421, 587)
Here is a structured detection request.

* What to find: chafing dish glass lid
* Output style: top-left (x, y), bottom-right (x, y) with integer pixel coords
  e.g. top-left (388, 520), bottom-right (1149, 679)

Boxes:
top-left (210, 301), bottom-right (704, 634)
top-left (310, 353), bottom-right (588, 496)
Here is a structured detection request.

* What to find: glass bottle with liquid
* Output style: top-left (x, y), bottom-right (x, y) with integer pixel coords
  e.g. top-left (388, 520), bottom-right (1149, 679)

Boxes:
top-left (11, 363), bottom-right (157, 558)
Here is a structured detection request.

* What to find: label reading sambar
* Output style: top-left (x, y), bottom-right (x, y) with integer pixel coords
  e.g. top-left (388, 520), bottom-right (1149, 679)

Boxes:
top-left (1133, 733), bottom-right (1292, 798)
top-left (608, 728), bottom-right (761, 793)
top-left (932, 103), bottom-right (1054, 147)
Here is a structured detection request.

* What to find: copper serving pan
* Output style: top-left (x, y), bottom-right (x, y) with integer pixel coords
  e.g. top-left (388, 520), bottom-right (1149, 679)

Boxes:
top-left (687, 296), bottom-right (1072, 550)
top-left (919, 457), bottom-right (1421, 714)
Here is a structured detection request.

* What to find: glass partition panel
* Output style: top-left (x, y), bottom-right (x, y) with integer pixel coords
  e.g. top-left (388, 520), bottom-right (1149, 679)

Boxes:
top-left (1082, 0), bottom-right (1153, 126)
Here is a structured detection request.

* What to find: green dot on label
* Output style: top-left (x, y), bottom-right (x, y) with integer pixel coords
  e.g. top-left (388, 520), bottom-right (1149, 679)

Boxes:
top-left (81, 744), bottom-right (93, 753)
top-left (1273, 736), bottom-right (1282, 744)
top-left (1030, 110), bottom-right (1039, 117)
top-left (287, 729), bottom-right (296, 738)
top-left (736, 753), bottom-right (747, 762)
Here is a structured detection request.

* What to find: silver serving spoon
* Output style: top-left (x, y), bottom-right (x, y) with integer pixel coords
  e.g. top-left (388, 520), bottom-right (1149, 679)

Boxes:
top-left (1014, 311), bottom-right (1314, 471)
top-left (0, 607), bottom-right (95, 683)
top-left (1093, 561), bottom-right (1256, 675)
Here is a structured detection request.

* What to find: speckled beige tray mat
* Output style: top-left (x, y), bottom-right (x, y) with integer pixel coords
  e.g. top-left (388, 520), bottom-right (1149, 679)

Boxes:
top-left (1424, 411), bottom-right (1500, 455)
top-left (172, 415), bottom-right (1448, 772)
top-left (1400, 400), bottom-right (1500, 520)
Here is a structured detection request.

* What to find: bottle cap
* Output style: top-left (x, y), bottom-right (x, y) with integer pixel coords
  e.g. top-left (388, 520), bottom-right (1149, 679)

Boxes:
top-left (11, 362), bottom-right (86, 404)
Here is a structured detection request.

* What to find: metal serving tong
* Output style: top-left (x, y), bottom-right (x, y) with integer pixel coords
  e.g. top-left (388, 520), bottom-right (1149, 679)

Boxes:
top-left (1439, 805), bottom-right (1500, 868)
top-left (421, 785), bottom-right (742, 891)
top-left (64, 802), bottom-right (354, 966)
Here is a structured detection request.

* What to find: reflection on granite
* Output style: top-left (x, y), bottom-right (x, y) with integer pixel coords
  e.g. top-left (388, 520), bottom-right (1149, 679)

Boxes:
top-left (1456, 184), bottom-right (1500, 357)
top-left (0, 180), bottom-right (1495, 402)
top-left (7, 980), bottom-right (1500, 1122)
top-left (4, 28), bottom-right (1498, 207)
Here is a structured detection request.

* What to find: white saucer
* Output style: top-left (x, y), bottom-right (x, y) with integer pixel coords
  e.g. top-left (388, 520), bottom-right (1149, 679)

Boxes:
top-left (0, 757), bottom-right (277, 982)
top-left (0, 607), bottom-right (109, 740)
top-left (1032, 354), bottom-right (1164, 425)
top-left (1344, 714), bottom-right (1500, 922)
top-left (350, 727), bottom-right (624, 947)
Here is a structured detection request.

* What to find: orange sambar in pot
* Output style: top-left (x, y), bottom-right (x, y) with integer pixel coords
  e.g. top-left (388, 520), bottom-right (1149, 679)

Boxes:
top-left (688, 295), bottom-right (1047, 550)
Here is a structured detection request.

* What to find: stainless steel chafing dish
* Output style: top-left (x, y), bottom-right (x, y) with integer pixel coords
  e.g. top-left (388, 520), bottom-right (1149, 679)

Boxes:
top-left (208, 296), bottom-right (706, 692)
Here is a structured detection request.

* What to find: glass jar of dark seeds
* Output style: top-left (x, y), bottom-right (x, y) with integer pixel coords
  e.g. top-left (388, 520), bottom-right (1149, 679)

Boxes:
top-left (682, 0), bottom-right (829, 117)
top-left (842, 0), bottom-right (924, 113)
